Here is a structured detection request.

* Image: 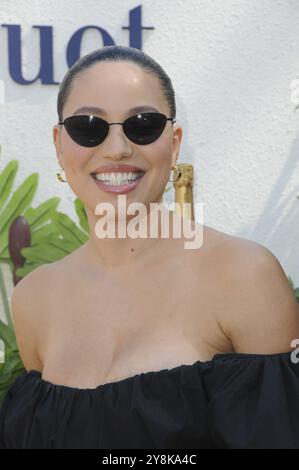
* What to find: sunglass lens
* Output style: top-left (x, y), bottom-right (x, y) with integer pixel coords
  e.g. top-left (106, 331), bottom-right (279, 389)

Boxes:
top-left (124, 113), bottom-right (167, 145)
top-left (64, 115), bottom-right (108, 147)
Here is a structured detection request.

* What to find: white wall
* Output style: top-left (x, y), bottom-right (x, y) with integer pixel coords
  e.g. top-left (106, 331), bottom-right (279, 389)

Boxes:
top-left (0, 0), bottom-right (299, 284)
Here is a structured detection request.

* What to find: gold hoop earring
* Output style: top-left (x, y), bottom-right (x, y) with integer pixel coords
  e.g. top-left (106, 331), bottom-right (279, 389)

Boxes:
top-left (168, 165), bottom-right (182, 182)
top-left (56, 167), bottom-right (67, 183)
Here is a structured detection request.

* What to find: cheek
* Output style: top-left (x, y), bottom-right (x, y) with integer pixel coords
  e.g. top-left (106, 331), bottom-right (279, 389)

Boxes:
top-left (145, 138), bottom-right (172, 169)
top-left (62, 139), bottom-right (92, 171)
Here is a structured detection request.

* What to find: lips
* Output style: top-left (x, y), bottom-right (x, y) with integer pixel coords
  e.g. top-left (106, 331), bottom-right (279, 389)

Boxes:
top-left (90, 164), bottom-right (146, 175)
top-left (91, 171), bottom-right (145, 194)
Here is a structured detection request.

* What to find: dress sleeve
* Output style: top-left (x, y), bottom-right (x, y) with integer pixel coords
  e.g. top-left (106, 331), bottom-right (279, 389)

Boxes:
top-left (205, 351), bottom-right (299, 449)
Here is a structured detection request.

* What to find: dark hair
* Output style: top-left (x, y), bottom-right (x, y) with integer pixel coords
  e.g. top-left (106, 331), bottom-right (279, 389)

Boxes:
top-left (57, 45), bottom-right (176, 122)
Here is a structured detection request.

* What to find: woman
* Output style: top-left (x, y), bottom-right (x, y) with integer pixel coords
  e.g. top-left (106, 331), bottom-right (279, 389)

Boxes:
top-left (0, 45), bottom-right (299, 449)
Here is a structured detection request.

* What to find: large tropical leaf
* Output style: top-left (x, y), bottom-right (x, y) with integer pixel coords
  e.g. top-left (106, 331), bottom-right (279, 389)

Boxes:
top-left (50, 210), bottom-right (89, 247)
top-left (0, 159), bottom-right (19, 211)
top-left (74, 198), bottom-right (89, 234)
top-left (23, 197), bottom-right (60, 229)
top-left (20, 235), bottom-right (79, 263)
top-left (0, 173), bottom-right (38, 258)
top-left (0, 173), bottom-right (38, 236)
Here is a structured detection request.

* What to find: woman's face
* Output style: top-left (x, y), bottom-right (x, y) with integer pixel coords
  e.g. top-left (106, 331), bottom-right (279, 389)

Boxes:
top-left (53, 61), bottom-right (183, 215)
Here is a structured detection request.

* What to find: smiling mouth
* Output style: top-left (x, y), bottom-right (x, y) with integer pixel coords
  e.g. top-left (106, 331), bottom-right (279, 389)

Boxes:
top-left (90, 171), bottom-right (145, 186)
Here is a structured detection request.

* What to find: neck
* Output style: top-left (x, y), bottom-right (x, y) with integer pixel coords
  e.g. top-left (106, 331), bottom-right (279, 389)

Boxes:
top-left (84, 199), bottom-right (181, 273)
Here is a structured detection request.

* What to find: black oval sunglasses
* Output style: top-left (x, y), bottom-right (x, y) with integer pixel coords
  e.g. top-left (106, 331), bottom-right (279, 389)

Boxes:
top-left (58, 112), bottom-right (176, 147)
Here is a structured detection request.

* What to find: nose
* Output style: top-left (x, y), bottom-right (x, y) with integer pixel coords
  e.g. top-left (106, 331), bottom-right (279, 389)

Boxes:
top-left (99, 123), bottom-right (133, 160)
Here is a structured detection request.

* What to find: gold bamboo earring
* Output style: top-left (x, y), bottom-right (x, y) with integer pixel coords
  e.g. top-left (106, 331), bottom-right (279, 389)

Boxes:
top-left (168, 164), bottom-right (182, 182)
top-left (56, 167), bottom-right (67, 183)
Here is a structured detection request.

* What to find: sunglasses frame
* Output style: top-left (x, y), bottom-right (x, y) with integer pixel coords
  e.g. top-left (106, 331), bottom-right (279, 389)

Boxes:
top-left (58, 112), bottom-right (176, 147)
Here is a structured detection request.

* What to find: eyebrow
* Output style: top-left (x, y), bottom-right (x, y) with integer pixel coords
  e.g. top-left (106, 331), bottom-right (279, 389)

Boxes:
top-left (73, 105), bottom-right (160, 116)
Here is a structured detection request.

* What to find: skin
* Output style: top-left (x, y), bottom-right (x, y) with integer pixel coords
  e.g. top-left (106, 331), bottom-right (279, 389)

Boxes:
top-left (54, 61), bottom-right (183, 270)
top-left (10, 61), bottom-right (299, 389)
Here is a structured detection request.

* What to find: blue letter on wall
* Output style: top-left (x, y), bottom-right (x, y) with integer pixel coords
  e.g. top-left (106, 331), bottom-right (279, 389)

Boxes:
top-left (2, 24), bottom-right (58, 84)
top-left (122, 5), bottom-right (154, 50)
top-left (66, 26), bottom-right (114, 68)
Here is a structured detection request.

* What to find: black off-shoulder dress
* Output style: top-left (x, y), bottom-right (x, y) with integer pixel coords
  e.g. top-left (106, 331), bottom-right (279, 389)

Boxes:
top-left (0, 351), bottom-right (299, 449)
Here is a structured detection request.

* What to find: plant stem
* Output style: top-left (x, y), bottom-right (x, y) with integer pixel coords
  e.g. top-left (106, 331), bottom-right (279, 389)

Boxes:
top-left (0, 264), bottom-right (13, 328)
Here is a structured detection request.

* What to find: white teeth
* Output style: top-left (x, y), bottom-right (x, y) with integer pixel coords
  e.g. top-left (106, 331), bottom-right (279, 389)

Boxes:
top-left (93, 171), bottom-right (144, 185)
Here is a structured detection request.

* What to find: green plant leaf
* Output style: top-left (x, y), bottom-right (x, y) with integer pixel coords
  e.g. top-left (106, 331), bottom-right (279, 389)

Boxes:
top-left (0, 319), bottom-right (17, 350)
top-left (0, 265), bottom-right (12, 327)
top-left (21, 235), bottom-right (79, 262)
top-left (0, 231), bottom-right (9, 259)
top-left (15, 263), bottom-right (43, 277)
top-left (30, 224), bottom-right (59, 244)
top-left (23, 197), bottom-right (60, 229)
top-left (0, 173), bottom-right (38, 237)
top-left (74, 198), bottom-right (89, 234)
top-left (0, 353), bottom-right (25, 403)
top-left (0, 256), bottom-right (10, 264)
top-left (0, 160), bottom-right (19, 211)
top-left (50, 211), bottom-right (89, 247)
top-left (288, 276), bottom-right (294, 289)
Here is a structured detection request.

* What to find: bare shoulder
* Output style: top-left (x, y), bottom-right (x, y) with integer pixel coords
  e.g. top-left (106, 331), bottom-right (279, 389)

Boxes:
top-left (10, 263), bottom-right (52, 372)
top-left (11, 245), bottom-right (83, 324)
top-left (10, 243), bottom-right (89, 372)
top-left (11, 255), bottom-right (69, 313)
top-left (206, 229), bottom-right (299, 354)
top-left (10, 250), bottom-right (79, 373)
top-left (12, 263), bottom-right (52, 312)
top-left (189, 221), bottom-right (237, 262)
